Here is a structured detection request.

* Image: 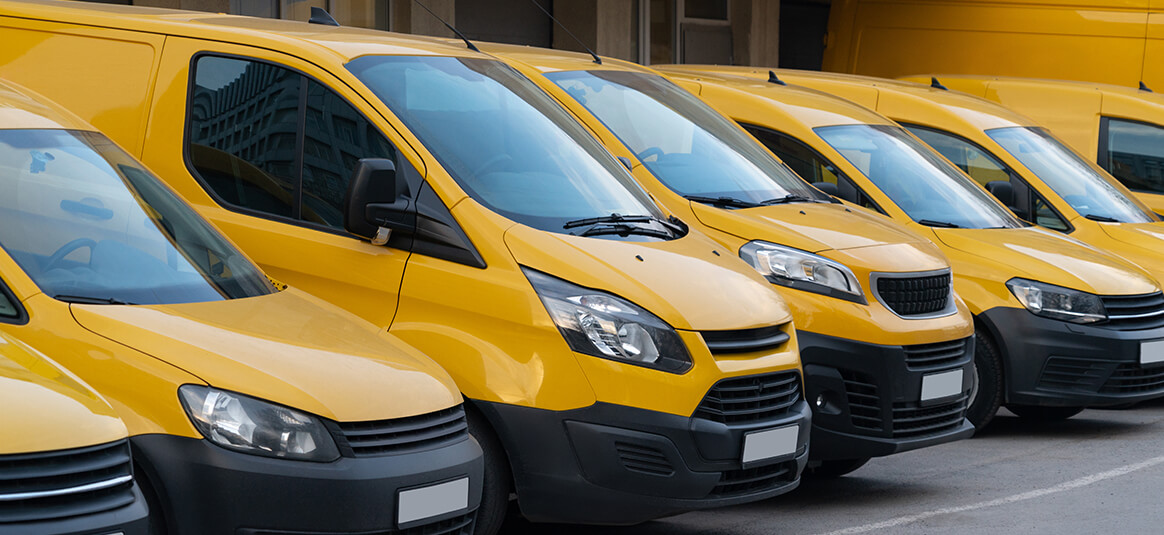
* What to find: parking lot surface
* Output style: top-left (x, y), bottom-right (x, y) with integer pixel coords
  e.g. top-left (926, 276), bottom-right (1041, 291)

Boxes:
top-left (503, 399), bottom-right (1164, 533)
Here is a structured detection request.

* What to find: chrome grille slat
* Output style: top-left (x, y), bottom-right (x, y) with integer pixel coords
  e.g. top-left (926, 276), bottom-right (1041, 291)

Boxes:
top-left (0, 440), bottom-right (136, 524)
top-left (1100, 292), bottom-right (1164, 330)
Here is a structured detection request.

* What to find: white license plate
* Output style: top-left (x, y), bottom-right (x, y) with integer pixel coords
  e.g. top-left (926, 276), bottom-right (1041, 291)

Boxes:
top-left (921, 369), bottom-right (964, 402)
top-left (742, 425), bottom-right (800, 464)
top-left (1141, 340), bottom-right (1164, 365)
top-left (397, 477), bottom-right (469, 525)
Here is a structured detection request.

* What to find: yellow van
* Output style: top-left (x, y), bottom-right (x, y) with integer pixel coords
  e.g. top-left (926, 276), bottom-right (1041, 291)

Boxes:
top-left (821, 0), bottom-right (1164, 89)
top-left (0, 2), bottom-right (811, 530)
top-left (660, 66), bottom-right (1164, 428)
top-left (1, 331), bottom-right (150, 535)
top-left (482, 44), bottom-right (979, 477)
top-left (903, 75), bottom-right (1164, 216)
top-left (0, 79), bottom-right (483, 533)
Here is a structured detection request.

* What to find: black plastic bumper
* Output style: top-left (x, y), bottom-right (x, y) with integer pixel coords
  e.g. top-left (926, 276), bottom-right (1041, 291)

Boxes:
top-left (475, 398), bottom-right (811, 525)
top-left (981, 307), bottom-right (1164, 407)
top-left (131, 433), bottom-right (482, 535)
top-left (799, 331), bottom-right (975, 461)
top-left (6, 486), bottom-right (150, 535)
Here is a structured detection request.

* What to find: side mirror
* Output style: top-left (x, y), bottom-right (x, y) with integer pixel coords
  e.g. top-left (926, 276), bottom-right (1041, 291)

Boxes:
top-left (344, 158), bottom-right (414, 245)
top-left (813, 181), bottom-right (840, 197)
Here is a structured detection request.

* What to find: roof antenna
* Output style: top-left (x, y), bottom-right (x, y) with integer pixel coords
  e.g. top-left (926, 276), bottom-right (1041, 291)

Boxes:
top-left (930, 77), bottom-right (949, 91)
top-left (768, 70), bottom-right (787, 86)
top-left (529, 0), bottom-right (601, 64)
top-left (413, 0), bottom-right (478, 52)
top-left (308, 7), bottom-right (340, 26)
top-left (1140, 81), bottom-right (1154, 93)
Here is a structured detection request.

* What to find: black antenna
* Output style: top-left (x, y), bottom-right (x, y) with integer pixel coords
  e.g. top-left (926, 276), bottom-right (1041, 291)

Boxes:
top-left (529, 0), bottom-right (601, 65)
top-left (308, 7), bottom-right (340, 26)
top-left (930, 77), bottom-right (948, 90)
top-left (413, 0), bottom-right (478, 52)
top-left (1141, 81), bottom-right (1154, 93)
top-left (768, 70), bottom-right (787, 86)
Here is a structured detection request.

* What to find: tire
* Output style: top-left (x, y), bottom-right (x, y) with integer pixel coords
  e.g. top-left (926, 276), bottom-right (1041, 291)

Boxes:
top-left (966, 328), bottom-right (1004, 431)
top-left (466, 406), bottom-right (513, 535)
top-left (804, 457), bottom-right (871, 478)
top-left (1006, 404), bottom-right (1084, 421)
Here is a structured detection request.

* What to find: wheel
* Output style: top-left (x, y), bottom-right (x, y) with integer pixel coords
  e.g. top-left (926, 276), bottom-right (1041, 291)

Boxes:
top-left (965, 328), bottom-right (1004, 430)
top-left (1006, 405), bottom-right (1084, 421)
top-left (466, 406), bottom-right (512, 535)
top-left (804, 458), bottom-right (871, 478)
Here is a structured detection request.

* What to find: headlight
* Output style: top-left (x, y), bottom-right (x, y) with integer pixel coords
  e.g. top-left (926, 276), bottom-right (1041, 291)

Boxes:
top-left (178, 385), bottom-right (340, 462)
top-left (1006, 278), bottom-right (1106, 324)
top-left (740, 241), bottom-right (865, 303)
top-left (523, 267), bottom-right (692, 374)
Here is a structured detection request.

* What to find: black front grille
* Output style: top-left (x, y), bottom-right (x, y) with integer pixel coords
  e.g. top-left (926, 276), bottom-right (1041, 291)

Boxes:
top-left (0, 440), bottom-right (136, 524)
top-left (1037, 357), bottom-right (1164, 395)
top-left (903, 338), bottom-right (970, 371)
top-left (399, 511), bottom-right (476, 535)
top-left (840, 370), bottom-right (883, 432)
top-left (890, 395), bottom-right (969, 439)
top-left (700, 324), bottom-right (791, 354)
top-left (694, 371), bottom-right (801, 424)
top-left (331, 406), bottom-right (469, 457)
top-left (1101, 292), bottom-right (1164, 330)
top-left (876, 273), bottom-right (952, 316)
top-left (708, 461), bottom-right (796, 497)
top-left (615, 442), bottom-right (674, 476)
top-left (1101, 363), bottom-right (1164, 394)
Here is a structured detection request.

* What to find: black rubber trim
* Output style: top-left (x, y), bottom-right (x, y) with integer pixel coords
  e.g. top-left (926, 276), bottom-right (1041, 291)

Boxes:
top-left (2, 485), bottom-right (150, 535)
top-left (700, 325), bottom-right (791, 354)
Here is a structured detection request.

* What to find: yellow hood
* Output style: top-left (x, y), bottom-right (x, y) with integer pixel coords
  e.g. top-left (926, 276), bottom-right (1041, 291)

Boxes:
top-left (692, 202), bottom-right (929, 254)
top-left (70, 289), bottom-right (461, 422)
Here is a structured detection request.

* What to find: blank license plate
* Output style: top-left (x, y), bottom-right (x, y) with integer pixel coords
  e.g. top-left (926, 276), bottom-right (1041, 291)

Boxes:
top-left (742, 425), bottom-right (799, 464)
top-left (1141, 340), bottom-right (1164, 365)
top-left (398, 477), bottom-right (469, 525)
top-left (921, 369), bottom-right (963, 402)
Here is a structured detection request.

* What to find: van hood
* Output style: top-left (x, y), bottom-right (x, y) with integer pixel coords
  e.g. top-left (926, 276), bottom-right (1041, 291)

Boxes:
top-left (503, 225), bottom-right (793, 331)
top-left (691, 202), bottom-right (929, 254)
top-left (935, 227), bottom-right (1158, 296)
top-left (1100, 222), bottom-right (1164, 261)
top-left (70, 289), bottom-right (461, 422)
top-left (0, 333), bottom-right (126, 454)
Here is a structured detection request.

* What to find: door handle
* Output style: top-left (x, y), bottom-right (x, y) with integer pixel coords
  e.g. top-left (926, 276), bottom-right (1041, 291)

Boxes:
top-left (60, 199), bottom-right (113, 220)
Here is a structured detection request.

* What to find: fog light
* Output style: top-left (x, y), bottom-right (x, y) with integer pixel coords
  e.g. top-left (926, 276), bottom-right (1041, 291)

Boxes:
top-left (816, 394), bottom-right (827, 408)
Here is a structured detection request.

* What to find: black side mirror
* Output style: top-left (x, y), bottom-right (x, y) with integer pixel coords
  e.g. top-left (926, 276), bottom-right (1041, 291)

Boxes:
top-left (344, 158), bottom-right (414, 244)
top-left (813, 181), bottom-right (840, 196)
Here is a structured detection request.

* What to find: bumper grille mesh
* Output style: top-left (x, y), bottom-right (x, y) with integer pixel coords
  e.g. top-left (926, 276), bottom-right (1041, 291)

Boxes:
top-left (890, 395), bottom-right (969, 439)
top-left (694, 371), bottom-right (802, 424)
top-left (903, 338), bottom-right (970, 371)
top-left (708, 461), bottom-right (797, 498)
top-left (840, 370), bottom-right (883, 432)
top-left (0, 440), bottom-right (135, 523)
top-left (1037, 357), bottom-right (1164, 395)
top-left (331, 406), bottom-right (469, 457)
top-left (876, 273), bottom-right (951, 316)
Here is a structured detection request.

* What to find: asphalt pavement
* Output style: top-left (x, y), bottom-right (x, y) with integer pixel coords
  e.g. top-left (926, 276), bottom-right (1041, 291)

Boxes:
top-left (502, 398), bottom-right (1164, 533)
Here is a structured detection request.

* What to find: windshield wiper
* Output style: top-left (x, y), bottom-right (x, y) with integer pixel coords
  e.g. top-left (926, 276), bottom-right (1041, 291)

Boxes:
top-left (917, 219), bottom-right (962, 229)
top-left (1084, 214), bottom-right (1121, 223)
top-left (684, 195), bottom-right (761, 209)
top-left (761, 194), bottom-right (821, 205)
top-left (53, 294), bottom-right (136, 305)
top-left (578, 224), bottom-right (674, 239)
top-left (564, 214), bottom-right (655, 229)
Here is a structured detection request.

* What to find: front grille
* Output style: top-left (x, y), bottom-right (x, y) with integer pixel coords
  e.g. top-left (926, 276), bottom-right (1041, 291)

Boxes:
top-left (243, 511), bottom-right (477, 535)
top-left (840, 370), bottom-right (883, 432)
top-left (890, 395), bottom-right (969, 439)
top-left (1101, 363), bottom-right (1164, 394)
top-left (1037, 357), bottom-right (1164, 395)
top-left (331, 406), bottom-right (469, 457)
top-left (700, 324), bottom-right (791, 354)
top-left (903, 338), bottom-right (970, 371)
top-left (1101, 292), bottom-right (1164, 330)
top-left (694, 371), bottom-right (801, 424)
top-left (708, 461), bottom-right (796, 497)
top-left (876, 272), bottom-right (952, 316)
top-left (615, 442), bottom-right (674, 476)
top-left (0, 440), bottom-right (136, 524)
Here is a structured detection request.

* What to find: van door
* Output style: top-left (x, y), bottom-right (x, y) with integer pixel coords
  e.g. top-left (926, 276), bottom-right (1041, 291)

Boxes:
top-left (141, 38), bottom-right (417, 325)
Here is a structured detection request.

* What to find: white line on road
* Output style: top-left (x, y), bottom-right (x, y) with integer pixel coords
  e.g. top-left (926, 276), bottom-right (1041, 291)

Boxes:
top-left (816, 455), bottom-right (1164, 535)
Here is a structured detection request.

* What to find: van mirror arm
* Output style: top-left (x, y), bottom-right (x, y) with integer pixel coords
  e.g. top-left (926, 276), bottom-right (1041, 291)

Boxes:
top-left (344, 158), bottom-right (416, 244)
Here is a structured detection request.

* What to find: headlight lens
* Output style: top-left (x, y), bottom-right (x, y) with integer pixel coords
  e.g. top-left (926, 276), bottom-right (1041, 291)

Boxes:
top-left (178, 385), bottom-right (340, 462)
top-left (740, 241), bottom-right (865, 303)
top-left (1006, 278), bottom-right (1106, 324)
top-left (523, 267), bottom-right (692, 373)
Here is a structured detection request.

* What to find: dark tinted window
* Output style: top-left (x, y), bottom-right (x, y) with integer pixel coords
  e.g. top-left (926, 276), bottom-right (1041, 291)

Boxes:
top-left (0, 286), bottom-right (17, 319)
top-left (1104, 117), bottom-right (1164, 194)
top-left (744, 125), bottom-right (884, 213)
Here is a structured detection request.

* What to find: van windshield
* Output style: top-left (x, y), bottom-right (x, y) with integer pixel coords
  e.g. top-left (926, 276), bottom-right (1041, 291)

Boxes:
top-left (816, 124), bottom-right (1024, 229)
top-left (347, 56), bottom-right (672, 238)
top-left (988, 127), bottom-right (1156, 223)
top-left (0, 130), bottom-right (274, 305)
top-left (544, 70), bottom-right (829, 206)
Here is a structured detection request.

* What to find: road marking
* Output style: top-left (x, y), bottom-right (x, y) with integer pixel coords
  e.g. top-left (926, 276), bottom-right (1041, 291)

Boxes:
top-left (817, 455), bottom-right (1164, 535)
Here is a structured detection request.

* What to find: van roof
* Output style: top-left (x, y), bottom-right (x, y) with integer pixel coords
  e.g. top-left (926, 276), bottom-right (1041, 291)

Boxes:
top-left (473, 41), bottom-right (650, 74)
top-left (0, 0), bottom-right (486, 62)
top-left (0, 78), bottom-right (92, 130)
top-left (904, 74), bottom-right (1164, 121)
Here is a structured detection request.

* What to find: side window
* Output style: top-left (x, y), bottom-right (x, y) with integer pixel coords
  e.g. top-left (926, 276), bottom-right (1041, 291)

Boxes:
top-left (1100, 117), bottom-right (1164, 194)
top-left (188, 55), bottom-right (396, 230)
top-left (1034, 197), bottom-right (1070, 232)
top-left (0, 281), bottom-right (23, 323)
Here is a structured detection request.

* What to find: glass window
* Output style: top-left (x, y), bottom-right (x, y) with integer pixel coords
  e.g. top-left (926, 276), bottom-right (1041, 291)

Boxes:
top-left (1104, 118), bottom-right (1164, 195)
top-left (348, 56), bottom-right (672, 237)
top-left (989, 127), bottom-right (1155, 224)
top-left (0, 129), bottom-right (274, 305)
top-left (743, 125), bottom-right (884, 213)
top-left (816, 124), bottom-right (1024, 229)
top-left (1034, 197), bottom-right (1070, 232)
top-left (0, 286), bottom-right (17, 319)
top-left (905, 125), bottom-right (1011, 188)
top-left (546, 69), bottom-right (830, 206)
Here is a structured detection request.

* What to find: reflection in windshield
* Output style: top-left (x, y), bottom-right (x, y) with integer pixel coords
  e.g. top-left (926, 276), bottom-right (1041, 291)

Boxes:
top-left (816, 125), bottom-right (1024, 229)
top-left (988, 127), bottom-right (1155, 223)
top-left (0, 130), bottom-right (274, 305)
top-left (346, 56), bottom-right (670, 237)
top-left (544, 70), bottom-right (828, 205)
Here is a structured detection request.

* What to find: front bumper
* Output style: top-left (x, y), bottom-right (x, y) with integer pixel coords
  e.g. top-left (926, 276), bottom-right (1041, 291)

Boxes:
top-left (5, 486), bottom-right (150, 535)
top-left (799, 331), bottom-right (975, 461)
top-left (132, 432), bottom-right (483, 535)
top-left (476, 396), bottom-right (811, 525)
top-left (981, 307), bottom-right (1164, 407)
